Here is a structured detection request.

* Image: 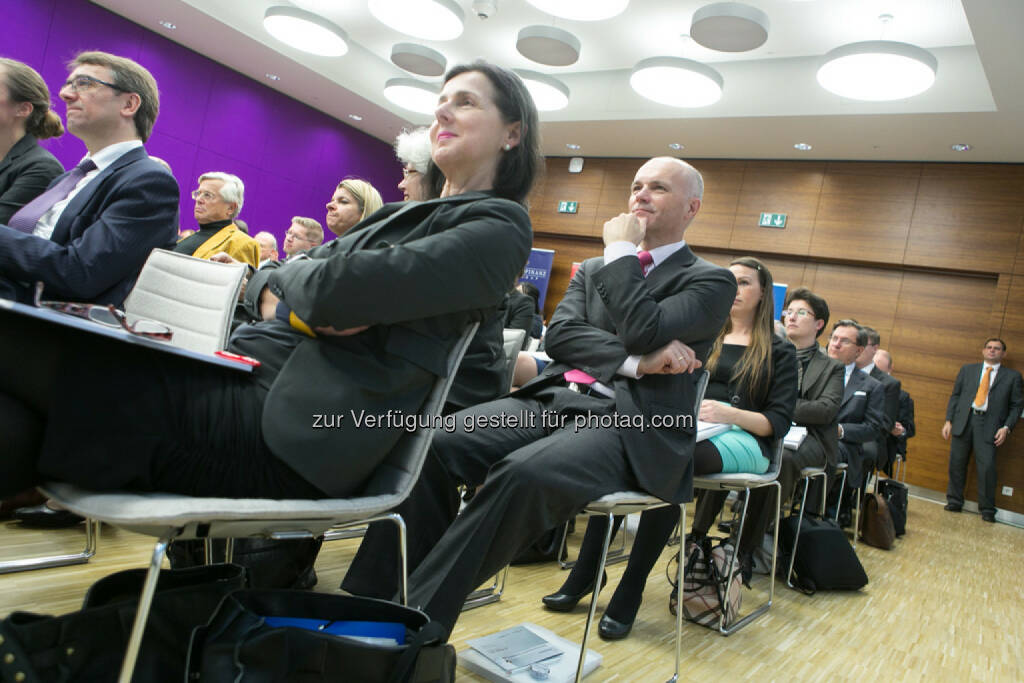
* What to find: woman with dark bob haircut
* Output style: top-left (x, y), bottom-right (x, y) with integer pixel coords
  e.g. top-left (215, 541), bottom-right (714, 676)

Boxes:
top-left (0, 61), bottom-right (540, 503)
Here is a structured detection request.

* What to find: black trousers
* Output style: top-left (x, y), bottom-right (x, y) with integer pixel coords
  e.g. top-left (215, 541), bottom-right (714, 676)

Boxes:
top-left (0, 309), bottom-right (322, 500)
top-left (395, 389), bottom-right (657, 635)
top-left (946, 412), bottom-right (999, 514)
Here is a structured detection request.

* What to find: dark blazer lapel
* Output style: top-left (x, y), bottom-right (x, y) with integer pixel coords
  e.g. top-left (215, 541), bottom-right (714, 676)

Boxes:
top-left (842, 369), bottom-right (863, 406)
top-left (343, 192), bottom-right (491, 255)
top-left (801, 349), bottom-right (827, 395)
top-left (645, 244), bottom-right (696, 284)
top-left (0, 134), bottom-right (34, 174)
top-left (52, 147), bottom-right (149, 242)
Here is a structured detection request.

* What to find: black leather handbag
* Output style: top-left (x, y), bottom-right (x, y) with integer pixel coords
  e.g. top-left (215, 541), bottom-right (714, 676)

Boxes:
top-left (0, 563), bottom-right (246, 683)
top-left (187, 590), bottom-right (455, 683)
top-left (876, 478), bottom-right (908, 536)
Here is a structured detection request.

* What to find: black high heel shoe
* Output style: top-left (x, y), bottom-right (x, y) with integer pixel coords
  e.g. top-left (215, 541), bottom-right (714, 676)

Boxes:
top-left (541, 571), bottom-right (608, 612)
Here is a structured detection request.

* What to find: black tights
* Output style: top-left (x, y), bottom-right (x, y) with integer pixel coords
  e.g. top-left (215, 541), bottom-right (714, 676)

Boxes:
top-left (554, 440), bottom-right (723, 623)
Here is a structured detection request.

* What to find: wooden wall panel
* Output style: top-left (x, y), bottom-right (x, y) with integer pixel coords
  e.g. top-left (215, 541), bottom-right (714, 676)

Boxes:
top-left (889, 272), bottom-right (997, 380)
top-left (915, 163), bottom-right (1024, 202)
top-left (686, 160), bottom-right (744, 250)
top-left (529, 160), bottom-right (605, 238)
top-left (897, 373), bottom-right (957, 494)
top-left (1013, 221), bottom-right (1024, 276)
top-left (806, 263), bottom-right (903, 337)
top-left (903, 200), bottom-right (1024, 272)
top-left (729, 161), bottom-right (824, 256)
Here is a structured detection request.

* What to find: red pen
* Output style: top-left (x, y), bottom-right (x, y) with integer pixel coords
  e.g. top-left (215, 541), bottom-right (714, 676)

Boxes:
top-left (214, 350), bottom-right (262, 367)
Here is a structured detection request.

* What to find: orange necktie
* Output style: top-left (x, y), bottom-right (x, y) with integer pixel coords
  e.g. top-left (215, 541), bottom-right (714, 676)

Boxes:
top-left (973, 366), bottom-right (992, 408)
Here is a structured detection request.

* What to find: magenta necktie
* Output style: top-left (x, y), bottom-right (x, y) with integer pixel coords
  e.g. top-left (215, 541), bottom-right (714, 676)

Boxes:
top-left (637, 250), bottom-right (654, 276)
top-left (7, 158), bottom-right (97, 234)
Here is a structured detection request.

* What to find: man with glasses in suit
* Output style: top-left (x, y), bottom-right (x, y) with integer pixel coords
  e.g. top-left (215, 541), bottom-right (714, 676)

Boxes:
top-left (0, 51), bottom-right (178, 306)
top-left (281, 217), bottom-right (323, 258)
top-left (826, 319), bottom-right (886, 526)
top-left (943, 338), bottom-right (1023, 522)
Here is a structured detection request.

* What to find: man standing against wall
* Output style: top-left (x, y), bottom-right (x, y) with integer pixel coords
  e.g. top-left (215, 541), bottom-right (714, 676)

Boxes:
top-left (943, 338), bottom-right (1023, 522)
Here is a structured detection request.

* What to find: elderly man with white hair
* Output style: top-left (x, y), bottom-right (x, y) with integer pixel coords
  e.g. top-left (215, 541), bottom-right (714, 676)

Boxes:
top-left (174, 171), bottom-right (260, 269)
top-left (253, 230), bottom-right (278, 268)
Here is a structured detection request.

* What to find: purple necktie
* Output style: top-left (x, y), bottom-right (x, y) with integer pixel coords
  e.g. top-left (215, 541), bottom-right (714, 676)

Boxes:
top-left (7, 158), bottom-right (97, 234)
top-left (638, 250), bottom-right (654, 276)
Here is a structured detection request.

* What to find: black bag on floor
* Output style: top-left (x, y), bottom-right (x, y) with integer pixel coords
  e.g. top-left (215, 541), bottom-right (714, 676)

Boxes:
top-left (0, 563), bottom-right (246, 683)
top-left (876, 478), bottom-right (908, 536)
top-left (168, 536), bottom-right (321, 588)
top-left (187, 590), bottom-right (455, 682)
top-left (780, 516), bottom-right (868, 594)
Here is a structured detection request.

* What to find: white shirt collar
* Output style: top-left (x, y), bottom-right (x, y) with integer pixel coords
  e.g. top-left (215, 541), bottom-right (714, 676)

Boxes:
top-left (643, 239), bottom-right (686, 269)
top-left (859, 362), bottom-right (875, 375)
top-left (82, 140), bottom-right (144, 172)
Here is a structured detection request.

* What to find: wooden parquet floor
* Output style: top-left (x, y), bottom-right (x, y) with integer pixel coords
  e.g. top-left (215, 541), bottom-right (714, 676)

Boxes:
top-left (1, 496), bottom-right (1021, 681)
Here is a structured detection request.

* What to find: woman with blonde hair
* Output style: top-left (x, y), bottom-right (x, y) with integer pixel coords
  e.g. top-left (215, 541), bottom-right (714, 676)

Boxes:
top-left (324, 177), bottom-right (383, 236)
top-left (0, 58), bottom-right (65, 224)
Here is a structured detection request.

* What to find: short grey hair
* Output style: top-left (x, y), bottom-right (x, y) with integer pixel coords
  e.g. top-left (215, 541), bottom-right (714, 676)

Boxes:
top-left (394, 127), bottom-right (432, 174)
top-left (254, 230), bottom-right (277, 250)
top-left (291, 216), bottom-right (324, 246)
top-left (198, 171), bottom-right (244, 218)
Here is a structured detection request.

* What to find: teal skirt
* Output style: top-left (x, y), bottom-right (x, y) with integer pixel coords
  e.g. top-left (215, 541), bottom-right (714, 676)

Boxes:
top-left (708, 425), bottom-right (769, 474)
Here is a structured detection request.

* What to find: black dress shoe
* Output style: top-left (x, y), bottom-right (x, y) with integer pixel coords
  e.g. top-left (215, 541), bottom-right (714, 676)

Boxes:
top-left (14, 504), bottom-right (85, 529)
top-left (597, 614), bottom-right (632, 641)
top-left (944, 503), bottom-right (962, 512)
top-left (541, 572), bottom-right (608, 612)
top-left (981, 512), bottom-right (996, 523)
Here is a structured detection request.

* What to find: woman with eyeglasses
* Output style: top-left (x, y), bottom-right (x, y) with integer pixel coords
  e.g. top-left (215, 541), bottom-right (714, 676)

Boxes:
top-left (0, 58), bottom-right (65, 225)
top-left (543, 256), bottom-right (797, 639)
top-left (0, 61), bottom-right (539, 509)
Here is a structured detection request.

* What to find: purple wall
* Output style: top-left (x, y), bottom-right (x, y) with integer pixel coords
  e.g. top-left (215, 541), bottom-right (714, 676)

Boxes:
top-left (2, 0), bottom-right (401, 247)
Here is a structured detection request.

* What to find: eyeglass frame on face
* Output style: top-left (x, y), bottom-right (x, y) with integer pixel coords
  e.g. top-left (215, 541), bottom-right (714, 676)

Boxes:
top-left (33, 282), bottom-right (173, 341)
top-left (60, 74), bottom-right (126, 95)
top-left (285, 228), bottom-right (313, 243)
top-left (190, 189), bottom-right (223, 203)
top-left (781, 308), bottom-right (815, 320)
top-left (828, 333), bottom-right (856, 347)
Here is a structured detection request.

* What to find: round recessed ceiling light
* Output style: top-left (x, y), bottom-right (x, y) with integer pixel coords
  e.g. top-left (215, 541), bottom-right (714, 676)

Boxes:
top-left (516, 25), bottom-right (581, 67)
top-left (514, 69), bottom-right (570, 111)
top-left (525, 0), bottom-right (629, 21)
top-left (264, 6), bottom-right (348, 57)
top-left (158, 20), bottom-right (177, 30)
top-left (817, 40), bottom-right (937, 101)
top-left (390, 43), bottom-right (447, 77)
top-left (369, 0), bottom-right (464, 41)
top-left (348, 114), bottom-right (364, 121)
top-left (794, 142), bottom-right (812, 151)
top-left (669, 143), bottom-right (685, 150)
top-left (383, 77), bottom-right (439, 115)
top-left (630, 57), bottom-right (723, 108)
top-left (566, 143), bottom-right (581, 150)
top-left (690, 2), bottom-right (770, 52)
top-left (265, 73), bottom-right (281, 81)
top-left (951, 143), bottom-right (972, 152)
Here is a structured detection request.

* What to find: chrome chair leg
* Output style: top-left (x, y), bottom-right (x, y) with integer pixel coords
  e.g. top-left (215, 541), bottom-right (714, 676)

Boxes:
top-left (575, 512), bottom-right (614, 683)
top-left (0, 517), bottom-right (99, 574)
top-left (118, 535), bottom-right (171, 683)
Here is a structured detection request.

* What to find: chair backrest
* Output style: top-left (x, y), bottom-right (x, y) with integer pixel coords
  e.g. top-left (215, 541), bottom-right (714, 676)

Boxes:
top-left (123, 249), bottom-right (247, 355)
top-left (501, 328), bottom-right (527, 390)
top-left (362, 322), bottom-right (479, 498)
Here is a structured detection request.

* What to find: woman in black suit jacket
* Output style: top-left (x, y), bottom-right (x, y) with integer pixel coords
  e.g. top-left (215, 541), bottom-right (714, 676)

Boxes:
top-left (0, 61), bottom-right (542, 502)
top-left (543, 256), bottom-right (798, 639)
top-left (0, 58), bottom-right (65, 224)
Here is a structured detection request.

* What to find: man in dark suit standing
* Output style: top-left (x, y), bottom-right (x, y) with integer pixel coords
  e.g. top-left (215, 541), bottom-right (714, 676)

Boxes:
top-left (826, 320), bottom-right (886, 524)
top-left (389, 157), bottom-right (736, 634)
top-left (855, 326), bottom-right (901, 477)
top-left (0, 51), bottom-right (178, 306)
top-left (943, 338), bottom-right (1023, 522)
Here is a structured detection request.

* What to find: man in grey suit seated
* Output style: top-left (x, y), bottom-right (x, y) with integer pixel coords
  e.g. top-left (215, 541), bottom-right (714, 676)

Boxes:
top-left (825, 320), bottom-right (886, 525)
top-left (378, 157), bottom-right (737, 635)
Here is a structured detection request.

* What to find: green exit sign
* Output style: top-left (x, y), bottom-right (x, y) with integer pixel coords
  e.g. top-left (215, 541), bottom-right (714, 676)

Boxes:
top-left (759, 212), bottom-right (787, 228)
top-left (558, 201), bottom-right (578, 214)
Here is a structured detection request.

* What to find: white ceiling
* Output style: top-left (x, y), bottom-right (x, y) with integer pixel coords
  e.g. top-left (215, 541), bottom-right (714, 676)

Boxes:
top-left (93, 0), bottom-right (1024, 163)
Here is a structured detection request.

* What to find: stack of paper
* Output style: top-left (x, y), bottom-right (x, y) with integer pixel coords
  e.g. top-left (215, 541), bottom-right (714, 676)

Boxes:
top-left (460, 623), bottom-right (602, 682)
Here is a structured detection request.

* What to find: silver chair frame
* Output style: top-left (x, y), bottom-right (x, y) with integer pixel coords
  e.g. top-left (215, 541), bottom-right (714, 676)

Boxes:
top-left (786, 465), bottom-right (828, 588)
top-left (571, 370), bottom-right (709, 683)
top-left (42, 322), bottom-right (477, 683)
top-left (692, 438), bottom-right (784, 636)
top-left (0, 518), bottom-right (100, 574)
